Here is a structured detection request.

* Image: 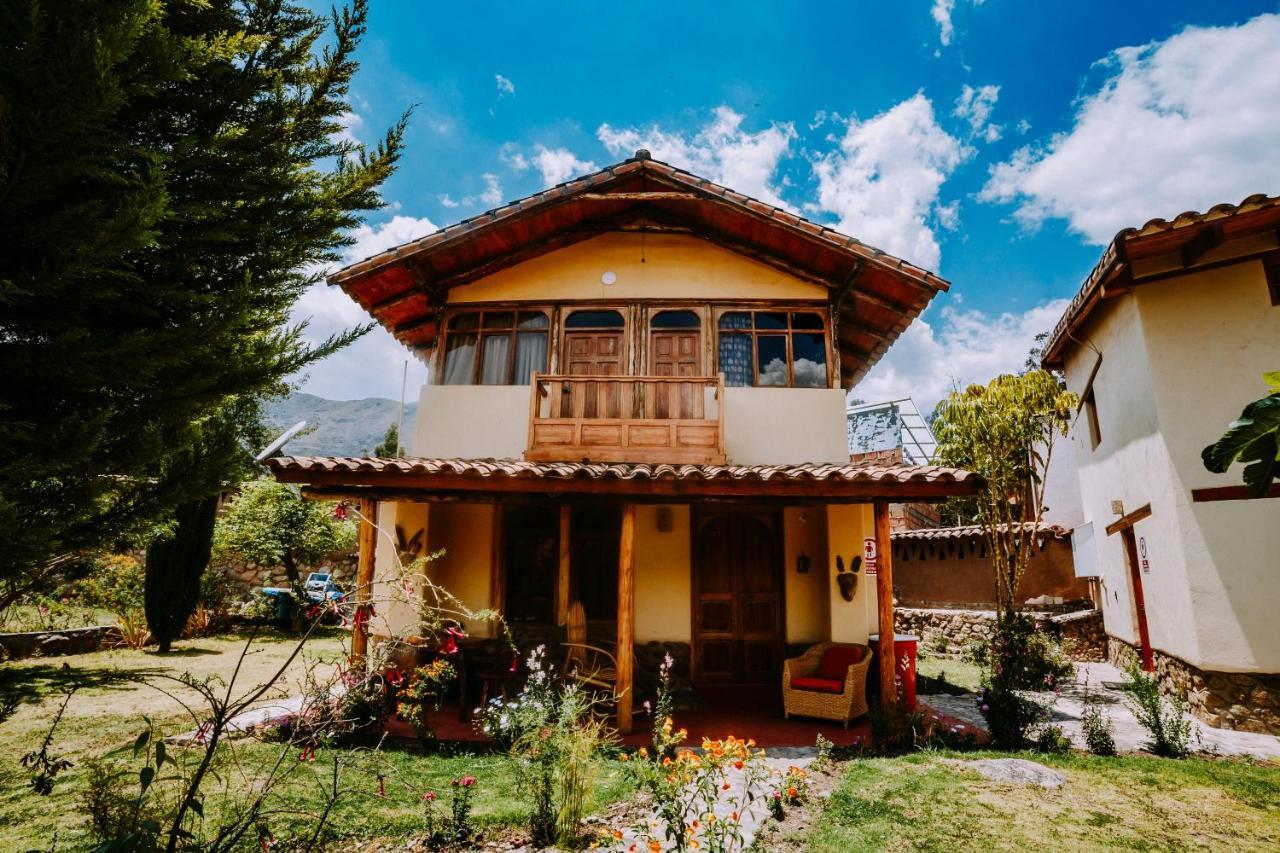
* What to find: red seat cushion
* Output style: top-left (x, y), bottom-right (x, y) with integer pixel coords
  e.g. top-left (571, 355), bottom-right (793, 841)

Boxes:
top-left (816, 645), bottom-right (863, 680)
top-left (790, 676), bottom-right (845, 694)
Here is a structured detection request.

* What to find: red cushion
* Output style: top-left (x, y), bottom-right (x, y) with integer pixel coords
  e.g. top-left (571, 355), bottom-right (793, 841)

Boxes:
top-left (816, 645), bottom-right (863, 680)
top-left (791, 676), bottom-right (845, 694)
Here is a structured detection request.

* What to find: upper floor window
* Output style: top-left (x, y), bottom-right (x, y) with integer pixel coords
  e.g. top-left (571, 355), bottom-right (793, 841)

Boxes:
top-left (717, 310), bottom-right (828, 388)
top-left (442, 310), bottom-right (549, 385)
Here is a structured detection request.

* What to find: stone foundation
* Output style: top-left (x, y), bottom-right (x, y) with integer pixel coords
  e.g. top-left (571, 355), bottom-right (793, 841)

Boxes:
top-left (1107, 638), bottom-right (1280, 735)
top-left (215, 553), bottom-right (357, 597)
top-left (0, 625), bottom-right (122, 660)
top-left (894, 606), bottom-right (1106, 662)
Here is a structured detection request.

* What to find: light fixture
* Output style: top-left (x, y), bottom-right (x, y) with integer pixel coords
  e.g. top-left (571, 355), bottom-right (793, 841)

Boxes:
top-left (601, 271), bottom-right (617, 285)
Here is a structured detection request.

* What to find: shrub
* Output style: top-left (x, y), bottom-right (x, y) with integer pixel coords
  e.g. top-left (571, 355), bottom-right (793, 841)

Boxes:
top-left (987, 613), bottom-right (1074, 691)
top-left (1124, 662), bottom-right (1194, 758)
top-left (926, 633), bottom-right (950, 656)
top-left (419, 776), bottom-right (477, 850)
top-left (77, 554), bottom-right (145, 615)
top-left (1080, 682), bottom-right (1116, 756)
top-left (396, 658), bottom-right (457, 740)
top-left (114, 609), bottom-right (151, 650)
top-left (80, 759), bottom-right (167, 847)
top-left (1033, 724), bottom-right (1072, 754)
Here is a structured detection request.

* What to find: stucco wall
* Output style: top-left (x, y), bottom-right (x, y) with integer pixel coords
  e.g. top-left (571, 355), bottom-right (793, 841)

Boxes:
top-left (370, 500), bottom-right (423, 641)
top-left (825, 504), bottom-right (878, 644)
top-left (722, 388), bottom-right (851, 465)
top-left (891, 536), bottom-right (1090, 608)
top-left (635, 505), bottom-right (692, 642)
top-left (427, 503), bottom-right (497, 638)
top-left (1065, 259), bottom-right (1280, 673)
top-left (784, 507), bottom-right (829, 644)
top-left (414, 385), bottom-right (529, 459)
top-left (449, 232), bottom-right (827, 303)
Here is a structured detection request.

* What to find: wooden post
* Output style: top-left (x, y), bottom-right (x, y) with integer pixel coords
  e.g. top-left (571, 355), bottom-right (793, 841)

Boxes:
top-left (350, 496), bottom-right (378, 672)
top-left (873, 500), bottom-right (897, 707)
top-left (557, 505), bottom-right (571, 626)
top-left (616, 503), bottom-right (636, 734)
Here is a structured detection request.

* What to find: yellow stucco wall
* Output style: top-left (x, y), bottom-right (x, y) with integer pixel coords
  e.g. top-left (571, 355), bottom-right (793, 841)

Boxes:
top-left (370, 501), bottom-right (429, 641)
top-left (449, 232), bottom-right (827, 303)
top-left (634, 505), bottom-right (693, 642)
top-left (784, 507), bottom-right (829, 644)
top-left (825, 504), bottom-right (878, 645)
top-left (426, 503), bottom-right (498, 638)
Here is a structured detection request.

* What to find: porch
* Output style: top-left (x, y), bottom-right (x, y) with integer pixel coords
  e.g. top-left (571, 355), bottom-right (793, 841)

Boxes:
top-left (266, 455), bottom-right (982, 734)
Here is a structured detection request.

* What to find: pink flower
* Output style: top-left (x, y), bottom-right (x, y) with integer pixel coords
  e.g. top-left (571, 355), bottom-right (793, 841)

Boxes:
top-left (332, 503), bottom-right (348, 521)
top-left (461, 775), bottom-right (477, 787)
top-left (422, 790), bottom-right (437, 802)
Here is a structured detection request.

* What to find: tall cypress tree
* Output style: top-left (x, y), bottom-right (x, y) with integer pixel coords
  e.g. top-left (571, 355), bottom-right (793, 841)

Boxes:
top-left (0, 0), bottom-right (406, 596)
top-left (145, 495), bottom-right (220, 653)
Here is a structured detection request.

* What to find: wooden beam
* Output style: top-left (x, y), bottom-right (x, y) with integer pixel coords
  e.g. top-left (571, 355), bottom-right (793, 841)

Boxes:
top-left (1105, 503), bottom-right (1152, 536)
top-left (577, 192), bottom-right (698, 201)
top-left (616, 504), bottom-right (636, 734)
top-left (1191, 483), bottom-right (1280, 502)
top-left (1180, 224), bottom-right (1223, 267)
top-left (557, 505), bottom-right (571, 626)
top-left (350, 497), bottom-right (378, 672)
top-left (874, 500), bottom-right (897, 708)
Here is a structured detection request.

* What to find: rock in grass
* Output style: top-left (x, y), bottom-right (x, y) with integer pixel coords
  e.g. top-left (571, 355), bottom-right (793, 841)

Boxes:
top-left (966, 758), bottom-right (1065, 788)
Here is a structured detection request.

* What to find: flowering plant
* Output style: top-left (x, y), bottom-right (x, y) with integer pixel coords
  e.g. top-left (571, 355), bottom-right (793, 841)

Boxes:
top-left (397, 658), bottom-right (458, 740)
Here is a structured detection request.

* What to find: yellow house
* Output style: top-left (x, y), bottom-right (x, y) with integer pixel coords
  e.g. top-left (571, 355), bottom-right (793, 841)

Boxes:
top-left (268, 151), bottom-right (980, 732)
top-left (1042, 193), bottom-right (1280, 734)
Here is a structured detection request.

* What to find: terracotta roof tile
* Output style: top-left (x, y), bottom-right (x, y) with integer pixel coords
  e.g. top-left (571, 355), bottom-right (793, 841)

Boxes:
top-left (892, 522), bottom-right (1068, 541)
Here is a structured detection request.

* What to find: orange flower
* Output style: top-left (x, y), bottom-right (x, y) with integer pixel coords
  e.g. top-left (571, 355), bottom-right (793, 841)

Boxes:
top-left (691, 819), bottom-right (700, 830)
top-left (618, 752), bottom-right (629, 762)
top-left (731, 811), bottom-right (739, 821)
top-left (722, 782), bottom-right (730, 790)
top-left (613, 830), bottom-right (623, 840)
top-left (648, 841), bottom-right (661, 853)
top-left (638, 747), bottom-right (648, 758)
top-left (788, 785), bottom-right (799, 798)
top-left (746, 738), bottom-right (756, 747)
top-left (733, 760), bottom-right (744, 770)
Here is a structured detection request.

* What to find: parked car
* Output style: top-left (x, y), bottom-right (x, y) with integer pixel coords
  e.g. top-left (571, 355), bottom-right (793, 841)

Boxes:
top-left (260, 572), bottom-right (347, 624)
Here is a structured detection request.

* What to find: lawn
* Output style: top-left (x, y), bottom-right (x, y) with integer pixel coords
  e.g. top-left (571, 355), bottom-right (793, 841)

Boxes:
top-left (0, 626), bottom-right (630, 850)
top-left (802, 751), bottom-right (1280, 852)
top-left (916, 654), bottom-right (983, 693)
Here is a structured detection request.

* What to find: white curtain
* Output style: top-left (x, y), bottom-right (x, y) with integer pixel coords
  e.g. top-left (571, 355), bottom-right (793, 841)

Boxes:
top-left (442, 334), bottom-right (477, 385)
top-left (480, 334), bottom-right (511, 384)
top-left (513, 331), bottom-right (548, 385)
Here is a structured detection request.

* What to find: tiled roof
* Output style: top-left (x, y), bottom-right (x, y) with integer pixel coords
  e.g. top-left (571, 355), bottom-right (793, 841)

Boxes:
top-left (892, 522), bottom-right (1069, 541)
top-left (1042, 193), bottom-right (1280, 366)
top-left (267, 455), bottom-right (980, 486)
top-left (328, 151), bottom-right (947, 291)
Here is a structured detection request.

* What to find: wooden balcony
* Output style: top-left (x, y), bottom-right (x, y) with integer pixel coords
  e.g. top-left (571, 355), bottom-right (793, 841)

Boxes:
top-left (526, 374), bottom-right (726, 465)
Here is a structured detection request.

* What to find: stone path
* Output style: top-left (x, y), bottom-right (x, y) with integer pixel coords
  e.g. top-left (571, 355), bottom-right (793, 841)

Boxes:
top-left (925, 662), bottom-right (1280, 759)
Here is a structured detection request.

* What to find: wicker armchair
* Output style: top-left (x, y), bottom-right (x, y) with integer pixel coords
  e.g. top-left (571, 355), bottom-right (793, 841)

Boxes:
top-left (782, 642), bottom-right (872, 728)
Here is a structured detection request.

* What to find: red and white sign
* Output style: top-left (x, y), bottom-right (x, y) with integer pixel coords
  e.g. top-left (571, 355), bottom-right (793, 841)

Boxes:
top-left (1139, 536), bottom-right (1150, 574)
top-left (864, 537), bottom-right (878, 575)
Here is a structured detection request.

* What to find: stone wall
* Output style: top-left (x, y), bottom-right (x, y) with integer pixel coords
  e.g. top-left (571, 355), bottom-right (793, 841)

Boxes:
top-left (894, 606), bottom-right (1106, 662)
top-left (215, 552), bottom-right (357, 597)
top-left (1107, 637), bottom-right (1280, 735)
top-left (0, 625), bottom-right (122, 660)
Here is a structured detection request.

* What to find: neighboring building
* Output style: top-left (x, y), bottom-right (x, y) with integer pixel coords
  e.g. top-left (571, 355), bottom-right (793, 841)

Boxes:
top-left (847, 398), bottom-right (937, 465)
top-left (268, 151), bottom-right (981, 731)
top-left (1042, 194), bottom-right (1280, 733)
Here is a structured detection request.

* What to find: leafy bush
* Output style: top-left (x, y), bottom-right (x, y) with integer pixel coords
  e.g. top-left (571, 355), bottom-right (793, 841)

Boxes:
top-left (987, 614), bottom-right (1074, 691)
top-left (926, 633), bottom-right (950, 656)
top-left (1080, 682), bottom-right (1116, 756)
top-left (77, 554), bottom-right (146, 615)
top-left (1124, 662), bottom-right (1194, 758)
top-left (1033, 724), bottom-right (1072, 754)
top-left (80, 759), bottom-right (168, 848)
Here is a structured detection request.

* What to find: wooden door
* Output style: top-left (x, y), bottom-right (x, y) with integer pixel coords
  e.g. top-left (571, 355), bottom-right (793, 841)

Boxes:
top-left (563, 330), bottom-right (624, 418)
top-left (692, 511), bottom-right (783, 684)
top-left (650, 329), bottom-right (703, 419)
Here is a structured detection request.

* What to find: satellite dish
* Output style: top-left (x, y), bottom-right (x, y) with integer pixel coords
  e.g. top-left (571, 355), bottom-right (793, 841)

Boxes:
top-left (255, 420), bottom-right (308, 462)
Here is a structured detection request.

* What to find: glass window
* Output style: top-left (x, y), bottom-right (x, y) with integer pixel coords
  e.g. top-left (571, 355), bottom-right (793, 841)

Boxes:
top-left (652, 310), bottom-right (700, 328)
top-left (715, 308), bottom-right (830, 388)
top-left (441, 308), bottom-right (548, 384)
top-left (565, 310), bottom-right (624, 328)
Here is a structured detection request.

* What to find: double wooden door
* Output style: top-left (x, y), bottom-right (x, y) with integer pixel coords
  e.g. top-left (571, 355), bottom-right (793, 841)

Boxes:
top-left (650, 328), bottom-right (703, 419)
top-left (562, 330), bottom-right (624, 418)
top-left (692, 510), bottom-right (784, 684)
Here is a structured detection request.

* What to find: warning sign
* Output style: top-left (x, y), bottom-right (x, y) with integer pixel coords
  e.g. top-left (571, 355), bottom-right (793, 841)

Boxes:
top-left (864, 537), bottom-right (878, 575)
top-left (1139, 536), bottom-right (1150, 574)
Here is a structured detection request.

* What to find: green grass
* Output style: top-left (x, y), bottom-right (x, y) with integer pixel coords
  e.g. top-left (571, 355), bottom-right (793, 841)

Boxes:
top-left (916, 655), bottom-right (983, 693)
top-left (806, 751), bottom-right (1280, 852)
top-left (0, 603), bottom-right (116, 633)
top-left (0, 627), bottom-right (631, 849)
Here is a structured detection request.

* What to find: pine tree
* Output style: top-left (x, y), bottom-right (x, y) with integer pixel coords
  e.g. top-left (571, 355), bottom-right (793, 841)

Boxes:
top-left (373, 423), bottom-right (404, 457)
top-left (0, 0), bottom-right (406, 595)
top-left (145, 495), bottom-right (220, 653)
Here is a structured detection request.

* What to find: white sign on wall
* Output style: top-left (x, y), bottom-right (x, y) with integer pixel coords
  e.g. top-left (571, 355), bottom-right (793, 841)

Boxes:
top-left (1139, 536), bottom-right (1150, 574)
top-left (1071, 521), bottom-right (1101, 578)
top-left (864, 536), bottom-right (877, 575)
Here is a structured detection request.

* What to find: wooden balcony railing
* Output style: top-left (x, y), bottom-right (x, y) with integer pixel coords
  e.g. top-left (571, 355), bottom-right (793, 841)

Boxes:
top-left (526, 374), bottom-right (726, 465)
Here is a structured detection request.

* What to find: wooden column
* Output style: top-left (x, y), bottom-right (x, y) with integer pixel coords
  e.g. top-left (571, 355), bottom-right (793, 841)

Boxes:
top-left (557, 505), bottom-right (572, 626)
top-left (873, 500), bottom-right (897, 707)
top-left (616, 503), bottom-right (636, 734)
top-left (350, 496), bottom-right (378, 672)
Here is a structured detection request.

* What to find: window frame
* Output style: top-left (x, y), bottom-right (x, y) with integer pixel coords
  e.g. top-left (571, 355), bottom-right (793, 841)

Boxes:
top-left (438, 306), bottom-right (551, 386)
top-left (712, 305), bottom-right (833, 389)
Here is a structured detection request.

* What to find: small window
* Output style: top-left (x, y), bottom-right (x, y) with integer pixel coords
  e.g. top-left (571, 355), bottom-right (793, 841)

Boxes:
top-left (651, 310), bottom-right (700, 328)
top-left (1084, 388), bottom-right (1102, 450)
top-left (442, 309), bottom-right (549, 385)
top-left (716, 309), bottom-right (829, 388)
top-left (565, 310), bottom-right (624, 328)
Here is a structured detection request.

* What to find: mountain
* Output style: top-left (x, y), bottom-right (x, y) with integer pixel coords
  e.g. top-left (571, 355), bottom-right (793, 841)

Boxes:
top-left (264, 392), bottom-right (417, 457)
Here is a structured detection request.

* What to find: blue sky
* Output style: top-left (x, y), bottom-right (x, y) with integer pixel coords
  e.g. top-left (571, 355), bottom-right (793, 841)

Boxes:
top-left (294, 1), bottom-right (1280, 410)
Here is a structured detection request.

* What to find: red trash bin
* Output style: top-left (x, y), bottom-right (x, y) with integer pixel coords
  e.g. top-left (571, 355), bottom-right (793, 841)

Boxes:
top-left (869, 633), bottom-right (919, 711)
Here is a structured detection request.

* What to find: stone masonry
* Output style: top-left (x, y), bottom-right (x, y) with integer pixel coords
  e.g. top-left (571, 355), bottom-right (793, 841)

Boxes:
top-left (895, 606), bottom-right (1107, 662)
top-left (215, 552), bottom-right (357, 597)
top-left (1108, 637), bottom-right (1280, 735)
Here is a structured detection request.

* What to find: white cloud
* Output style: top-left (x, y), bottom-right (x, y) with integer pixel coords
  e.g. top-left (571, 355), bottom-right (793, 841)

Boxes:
top-left (953, 84), bottom-right (1002, 142)
top-left (495, 74), bottom-right (515, 96)
top-left (332, 110), bottom-right (363, 146)
top-left (597, 106), bottom-right (797, 208)
top-left (810, 94), bottom-right (967, 270)
top-left (855, 297), bottom-right (1071, 413)
top-left (437, 194), bottom-right (459, 209)
top-left (289, 215), bottom-right (438, 400)
top-left (504, 144), bottom-right (597, 187)
top-left (932, 0), bottom-right (983, 47)
top-left (981, 13), bottom-right (1280, 244)
top-left (478, 172), bottom-right (503, 207)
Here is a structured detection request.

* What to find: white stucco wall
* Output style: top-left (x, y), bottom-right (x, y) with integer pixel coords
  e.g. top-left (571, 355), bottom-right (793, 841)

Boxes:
top-left (413, 384), bottom-right (530, 459)
top-left (723, 387), bottom-right (851, 465)
top-left (1064, 259), bottom-right (1280, 673)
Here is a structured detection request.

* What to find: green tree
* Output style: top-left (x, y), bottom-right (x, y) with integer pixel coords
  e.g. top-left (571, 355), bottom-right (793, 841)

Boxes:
top-left (1202, 371), bottom-right (1280, 497)
top-left (213, 480), bottom-right (356, 588)
top-left (933, 370), bottom-right (1078, 620)
top-left (145, 495), bottom-right (219, 653)
top-left (0, 0), bottom-right (405, 595)
top-left (372, 422), bottom-right (404, 457)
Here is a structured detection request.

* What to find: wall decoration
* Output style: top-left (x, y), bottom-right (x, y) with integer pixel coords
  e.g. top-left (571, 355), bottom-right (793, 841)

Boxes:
top-left (835, 554), bottom-right (862, 601)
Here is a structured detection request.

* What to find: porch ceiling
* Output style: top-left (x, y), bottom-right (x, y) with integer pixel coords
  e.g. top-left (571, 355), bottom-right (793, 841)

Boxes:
top-left (265, 455), bottom-right (982, 502)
